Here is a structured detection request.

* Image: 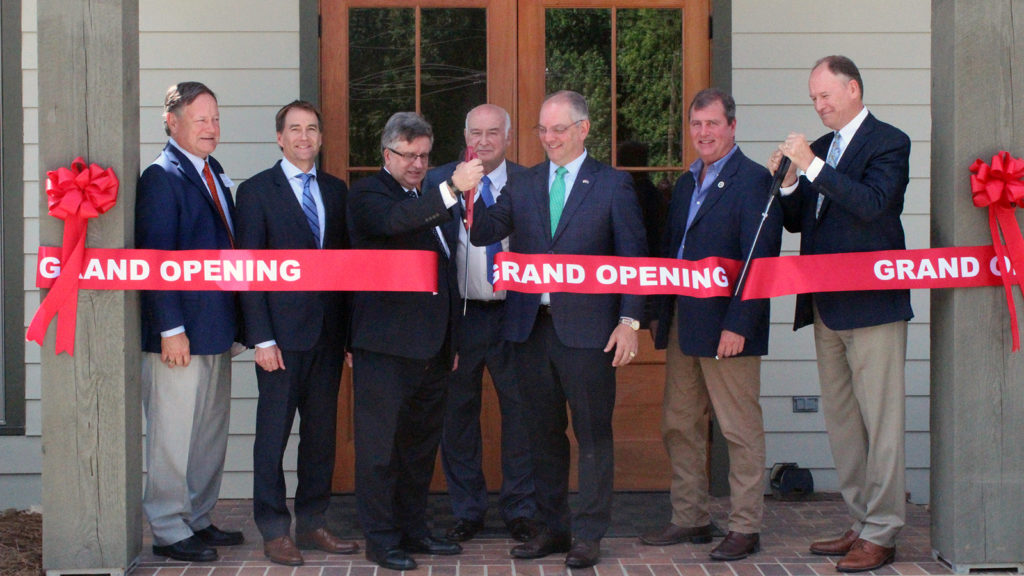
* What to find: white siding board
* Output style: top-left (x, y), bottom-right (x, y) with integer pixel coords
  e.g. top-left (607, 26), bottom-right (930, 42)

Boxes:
top-left (733, 33), bottom-right (930, 69)
top-left (734, 69), bottom-right (930, 106)
top-left (0, 476), bottom-right (42, 509)
top-left (23, 182), bottom-right (38, 218)
top-left (139, 0), bottom-right (297, 32)
top-left (732, 0), bottom-right (930, 33)
top-left (141, 33), bottom-right (298, 69)
top-left (0, 437), bottom-right (42, 473)
top-left (736, 105), bottom-right (931, 142)
top-left (25, 399), bottom-right (41, 436)
top-left (141, 70), bottom-right (300, 106)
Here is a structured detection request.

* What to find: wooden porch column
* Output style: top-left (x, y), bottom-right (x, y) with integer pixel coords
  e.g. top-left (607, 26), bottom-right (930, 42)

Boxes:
top-left (37, 1), bottom-right (141, 572)
top-left (931, 0), bottom-right (1024, 572)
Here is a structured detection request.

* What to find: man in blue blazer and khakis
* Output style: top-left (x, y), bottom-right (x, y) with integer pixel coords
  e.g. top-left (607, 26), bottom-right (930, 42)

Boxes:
top-left (641, 88), bottom-right (781, 561)
top-left (471, 90), bottom-right (647, 568)
top-left (771, 55), bottom-right (912, 573)
top-left (136, 82), bottom-right (244, 562)
top-left (235, 100), bottom-right (359, 565)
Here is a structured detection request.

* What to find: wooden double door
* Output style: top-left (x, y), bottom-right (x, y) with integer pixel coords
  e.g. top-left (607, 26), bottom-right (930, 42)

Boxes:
top-left (321, 0), bottom-right (710, 493)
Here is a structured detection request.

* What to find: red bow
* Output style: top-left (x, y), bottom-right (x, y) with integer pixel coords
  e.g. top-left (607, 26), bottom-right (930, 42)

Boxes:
top-left (970, 150), bottom-right (1024, 351)
top-left (26, 157), bottom-right (119, 355)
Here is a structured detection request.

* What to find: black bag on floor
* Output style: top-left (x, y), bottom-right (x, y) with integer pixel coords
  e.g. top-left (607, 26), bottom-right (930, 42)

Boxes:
top-left (770, 462), bottom-right (814, 501)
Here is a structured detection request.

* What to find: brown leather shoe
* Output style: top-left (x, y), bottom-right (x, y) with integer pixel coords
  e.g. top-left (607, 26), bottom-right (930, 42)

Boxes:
top-left (264, 535), bottom-right (304, 566)
top-left (565, 539), bottom-right (600, 568)
top-left (810, 529), bottom-right (860, 556)
top-left (639, 523), bottom-right (714, 546)
top-left (296, 527), bottom-right (360, 554)
top-left (709, 531), bottom-right (760, 561)
top-left (836, 539), bottom-right (895, 573)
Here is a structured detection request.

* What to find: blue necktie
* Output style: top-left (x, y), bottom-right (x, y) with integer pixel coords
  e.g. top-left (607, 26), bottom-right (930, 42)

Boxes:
top-left (818, 132), bottom-right (843, 217)
top-left (478, 175), bottom-right (502, 284)
top-left (299, 173), bottom-right (320, 247)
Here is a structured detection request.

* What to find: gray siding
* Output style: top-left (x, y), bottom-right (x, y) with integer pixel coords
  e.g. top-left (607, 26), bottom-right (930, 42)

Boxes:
top-left (732, 0), bottom-right (932, 502)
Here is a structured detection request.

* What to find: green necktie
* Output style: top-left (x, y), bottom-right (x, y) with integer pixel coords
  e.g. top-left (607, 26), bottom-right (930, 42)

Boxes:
top-left (549, 165), bottom-right (568, 236)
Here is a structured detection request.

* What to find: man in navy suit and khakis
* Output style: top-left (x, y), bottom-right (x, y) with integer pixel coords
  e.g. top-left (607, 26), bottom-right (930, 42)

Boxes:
top-left (235, 100), bottom-right (359, 565)
top-left (471, 90), bottom-right (647, 568)
top-left (136, 82), bottom-right (244, 562)
top-left (771, 55), bottom-right (912, 573)
top-left (641, 88), bottom-right (781, 561)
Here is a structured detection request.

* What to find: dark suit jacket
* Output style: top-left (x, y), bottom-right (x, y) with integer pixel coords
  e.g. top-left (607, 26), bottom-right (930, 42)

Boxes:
top-left (780, 113), bottom-right (914, 331)
top-left (653, 148), bottom-right (782, 357)
top-left (347, 169), bottom-right (460, 361)
top-left (235, 161), bottom-right (350, 352)
top-left (136, 143), bottom-right (237, 355)
top-left (471, 155), bottom-right (648, 349)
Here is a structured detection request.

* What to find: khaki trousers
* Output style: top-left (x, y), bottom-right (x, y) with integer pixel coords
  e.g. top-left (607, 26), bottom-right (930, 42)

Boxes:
top-left (142, 351), bottom-right (232, 546)
top-left (662, 317), bottom-right (765, 534)
top-left (813, 307), bottom-right (907, 548)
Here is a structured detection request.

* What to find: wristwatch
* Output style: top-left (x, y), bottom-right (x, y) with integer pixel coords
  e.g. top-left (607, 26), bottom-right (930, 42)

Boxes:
top-left (619, 316), bottom-right (640, 331)
top-left (445, 177), bottom-right (462, 195)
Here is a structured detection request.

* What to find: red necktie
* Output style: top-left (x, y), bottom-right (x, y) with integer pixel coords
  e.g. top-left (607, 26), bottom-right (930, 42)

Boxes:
top-left (203, 161), bottom-right (235, 248)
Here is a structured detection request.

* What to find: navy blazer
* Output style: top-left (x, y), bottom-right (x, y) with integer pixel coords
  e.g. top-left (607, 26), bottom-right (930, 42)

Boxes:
top-left (235, 161), bottom-right (350, 352)
top-left (136, 143), bottom-right (238, 355)
top-left (346, 169), bottom-right (460, 361)
top-left (780, 113), bottom-right (913, 331)
top-left (471, 154), bottom-right (648, 349)
top-left (654, 148), bottom-right (781, 357)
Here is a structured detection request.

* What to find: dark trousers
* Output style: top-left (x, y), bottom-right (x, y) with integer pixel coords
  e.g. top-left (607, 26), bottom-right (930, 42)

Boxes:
top-left (352, 347), bottom-right (450, 550)
top-left (252, 342), bottom-right (342, 541)
top-left (515, 312), bottom-right (617, 541)
top-left (441, 301), bottom-right (536, 524)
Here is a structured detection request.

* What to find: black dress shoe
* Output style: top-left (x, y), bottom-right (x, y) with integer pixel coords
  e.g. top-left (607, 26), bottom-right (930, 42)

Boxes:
top-left (445, 519), bottom-right (484, 542)
top-left (152, 535), bottom-right (218, 562)
top-left (565, 539), bottom-right (600, 568)
top-left (400, 535), bottom-right (463, 555)
top-left (194, 524), bottom-right (245, 546)
top-left (366, 544), bottom-right (417, 571)
top-left (506, 517), bottom-right (540, 542)
top-left (511, 529), bottom-right (572, 559)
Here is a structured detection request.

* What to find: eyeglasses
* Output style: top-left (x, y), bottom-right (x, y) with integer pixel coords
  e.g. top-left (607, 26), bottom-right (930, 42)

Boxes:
top-left (386, 147), bottom-right (430, 162)
top-left (533, 119), bottom-right (582, 137)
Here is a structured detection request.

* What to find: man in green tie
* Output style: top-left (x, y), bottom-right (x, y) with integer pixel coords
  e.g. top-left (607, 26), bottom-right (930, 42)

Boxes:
top-left (470, 90), bottom-right (648, 568)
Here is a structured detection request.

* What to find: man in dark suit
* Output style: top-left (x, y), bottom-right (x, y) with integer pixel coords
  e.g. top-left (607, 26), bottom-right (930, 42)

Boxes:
top-left (640, 89), bottom-right (781, 561)
top-left (235, 100), bottom-right (359, 565)
top-left (424, 104), bottom-right (538, 544)
top-left (136, 82), bottom-right (244, 562)
top-left (471, 90), bottom-right (647, 568)
top-left (771, 55), bottom-right (912, 573)
top-left (347, 112), bottom-right (484, 571)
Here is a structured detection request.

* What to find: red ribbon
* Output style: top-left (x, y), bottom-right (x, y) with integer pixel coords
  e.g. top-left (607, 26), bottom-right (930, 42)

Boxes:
top-left (970, 150), bottom-right (1024, 350)
top-left (26, 157), bottom-right (119, 355)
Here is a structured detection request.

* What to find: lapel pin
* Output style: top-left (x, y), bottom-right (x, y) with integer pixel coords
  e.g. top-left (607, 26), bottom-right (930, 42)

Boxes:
top-left (717, 181), bottom-right (725, 188)
top-left (582, 179), bottom-right (590, 185)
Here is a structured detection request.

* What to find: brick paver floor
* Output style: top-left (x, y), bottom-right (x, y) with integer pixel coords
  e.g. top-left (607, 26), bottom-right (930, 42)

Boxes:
top-left (132, 495), bottom-right (962, 576)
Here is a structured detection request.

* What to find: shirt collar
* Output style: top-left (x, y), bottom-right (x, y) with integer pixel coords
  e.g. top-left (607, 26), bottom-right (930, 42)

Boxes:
top-left (688, 143), bottom-right (739, 184)
top-left (280, 157), bottom-right (317, 180)
top-left (836, 106), bottom-right (869, 145)
top-left (549, 149), bottom-right (588, 179)
top-left (168, 137), bottom-right (208, 176)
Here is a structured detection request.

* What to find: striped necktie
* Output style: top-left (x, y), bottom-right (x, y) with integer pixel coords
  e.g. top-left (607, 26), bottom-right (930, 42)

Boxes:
top-left (299, 173), bottom-right (320, 247)
top-left (818, 132), bottom-right (843, 217)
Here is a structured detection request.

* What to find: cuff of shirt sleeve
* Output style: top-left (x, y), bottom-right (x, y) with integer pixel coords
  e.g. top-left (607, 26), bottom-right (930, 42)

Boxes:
top-left (440, 181), bottom-right (459, 209)
top-left (255, 340), bottom-right (276, 349)
top-left (804, 157), bottom-right (825, 182)
top-left (160, 326), bottom-right (186, 338)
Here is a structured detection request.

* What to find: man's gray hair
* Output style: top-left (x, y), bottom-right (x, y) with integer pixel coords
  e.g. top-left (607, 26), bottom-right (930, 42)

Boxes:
top-left (381, 112), bottom-right (434, 152)
top-left (543, 90), bottom-right (589, 122)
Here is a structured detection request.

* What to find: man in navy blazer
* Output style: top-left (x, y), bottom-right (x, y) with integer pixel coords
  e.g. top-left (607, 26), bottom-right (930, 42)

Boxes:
top-left (136, 82), bottom-right (243, 562)
top-left (235, 101), bottom-right (359, 565)
top-left (772, 55), bottom-right (912, 573)
top-left (641, 89), bottom-right (781, 561)
top-left (471, 91), bottom-right (647, 568)
top-left (347, 112), bottom-right (483, 571)
top-left (424, 104), bottom-right (538, 544)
